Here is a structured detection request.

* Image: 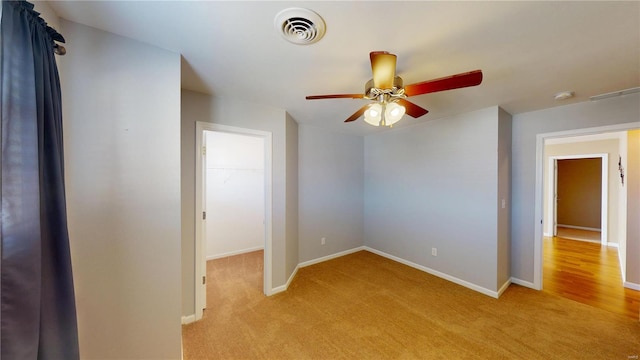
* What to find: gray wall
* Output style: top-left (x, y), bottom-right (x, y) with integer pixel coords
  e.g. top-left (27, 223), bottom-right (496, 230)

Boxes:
top-left (285, 114), bottom-right (299, 276)
top-left (364, 107), bottom-right (503, 292)
top-left (511, 94), bottom-right (640, 283)
top-left (298, 125), bottom-right (364, 263)
top-left (60, 20), bottom-right (182, 359)
top-left (181, 90), bottom-right (296, 316)
top-left (497, 108), bottom-right (512, 288)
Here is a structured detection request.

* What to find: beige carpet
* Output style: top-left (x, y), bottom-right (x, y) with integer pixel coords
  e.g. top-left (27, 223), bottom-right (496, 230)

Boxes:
top-left (182, 250), bottom-right (639, 359)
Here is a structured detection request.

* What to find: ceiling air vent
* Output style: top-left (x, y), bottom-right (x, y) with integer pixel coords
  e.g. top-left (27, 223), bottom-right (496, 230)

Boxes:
top-left (274, 8), bottom-right (326, 45)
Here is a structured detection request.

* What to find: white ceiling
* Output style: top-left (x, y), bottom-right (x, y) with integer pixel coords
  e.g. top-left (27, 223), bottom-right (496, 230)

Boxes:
top-left (48, 1), bottom-right (640, 135)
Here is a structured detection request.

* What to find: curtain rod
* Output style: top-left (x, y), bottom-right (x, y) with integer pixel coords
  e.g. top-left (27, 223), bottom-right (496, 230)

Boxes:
top-left (18, 1), bottom-right (67, 55)
top-left (54, 44), bottom-right (66, 56)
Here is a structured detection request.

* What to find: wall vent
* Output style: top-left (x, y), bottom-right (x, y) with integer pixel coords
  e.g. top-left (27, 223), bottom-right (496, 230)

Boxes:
top-left (274, 8), bottom-right (326, 45)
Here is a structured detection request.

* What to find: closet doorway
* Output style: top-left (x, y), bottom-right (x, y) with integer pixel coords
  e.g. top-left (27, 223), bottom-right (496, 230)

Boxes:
top-left (204, 131), bottom-right (265, 259)
top-left (194, 122), bottom-right (273, 321)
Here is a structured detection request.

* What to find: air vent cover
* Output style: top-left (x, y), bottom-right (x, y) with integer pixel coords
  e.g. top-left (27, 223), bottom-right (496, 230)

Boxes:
top-left (275, 8), bottom-right (326, 45)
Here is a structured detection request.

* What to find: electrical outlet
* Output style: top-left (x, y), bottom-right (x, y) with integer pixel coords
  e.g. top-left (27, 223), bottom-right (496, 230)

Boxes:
top-left (321, 237), bottom-right (326, 245)
top-left (431, 248), bottom-right (437, 256)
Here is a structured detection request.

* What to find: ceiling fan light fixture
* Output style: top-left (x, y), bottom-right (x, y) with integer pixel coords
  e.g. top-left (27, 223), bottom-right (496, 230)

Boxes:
top-left (364, 103), bottom-right (382, 126)
top-left (385, 102), bottom-right (405, 126)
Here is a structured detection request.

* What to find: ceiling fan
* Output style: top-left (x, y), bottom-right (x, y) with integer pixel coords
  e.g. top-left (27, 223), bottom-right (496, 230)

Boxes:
top-left (306, 51), bottom-right (483, 127)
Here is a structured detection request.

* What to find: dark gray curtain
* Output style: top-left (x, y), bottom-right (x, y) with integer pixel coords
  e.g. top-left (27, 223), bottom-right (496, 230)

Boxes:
top-left (1, 1), bottom-right (79, 359)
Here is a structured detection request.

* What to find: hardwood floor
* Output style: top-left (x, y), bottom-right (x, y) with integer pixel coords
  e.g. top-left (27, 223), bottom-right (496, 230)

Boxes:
top-left (543, 236), bottom-right (640, 320)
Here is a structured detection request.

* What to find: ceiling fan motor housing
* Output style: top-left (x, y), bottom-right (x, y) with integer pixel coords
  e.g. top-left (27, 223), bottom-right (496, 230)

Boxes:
top-left (365, 77), bottom-right (405, 100)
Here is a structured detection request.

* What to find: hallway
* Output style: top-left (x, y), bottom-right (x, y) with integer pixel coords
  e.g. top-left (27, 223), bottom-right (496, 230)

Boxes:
top-left (543, 236), bottom-right (639, 319)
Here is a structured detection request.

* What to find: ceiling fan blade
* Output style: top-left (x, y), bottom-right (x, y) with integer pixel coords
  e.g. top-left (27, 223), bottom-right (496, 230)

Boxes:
top-left (370, 51), bottom-right (397, 89)
top-left (306, 94), bottom-right (364, 100)
top-left (344, 104), bottom-right (371, 123)
top-left (397, 99), bottom-right (429, 118)
top-left (404, 70), bottom-right (483, 97)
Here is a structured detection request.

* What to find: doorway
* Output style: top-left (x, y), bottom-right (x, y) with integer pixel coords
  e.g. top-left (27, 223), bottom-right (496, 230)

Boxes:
top-left (533, 124), bottom-right (640, 289)
top-left (194, 122), bottom-right (273, 321)
top-left (536, 128), bottom-right (639, 318)
top-left (204, 131), bottom-right (265, 260)
top-left (546, 154), bottom-right (607, 245)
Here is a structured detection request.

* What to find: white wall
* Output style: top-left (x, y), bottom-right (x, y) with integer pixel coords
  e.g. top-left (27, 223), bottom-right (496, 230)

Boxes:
top-left (298, 124), bottom-right (364, 263)
top-left (511, 93), bottom-right (640, 284)
top-left (181, 90), bottom-right (296, 316)
top-left (60, 20), bottom-right (181, 359)
top-left (364, 106), bottom-right (506, 293)
top-left (543, 139), bottom-right (620, 243)
top-left (205, 131), bottom-right (264, 259)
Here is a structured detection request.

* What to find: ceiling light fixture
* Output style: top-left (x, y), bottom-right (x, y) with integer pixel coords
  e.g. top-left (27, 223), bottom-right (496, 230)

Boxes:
top-left (553, 91), bottom-right (574, 101)
top-left (363, 100), bottom-right (406, 127)
top-left (590, 87), bottom-right (640, 101)
top-left (363, 103), bottom-right (382, 126)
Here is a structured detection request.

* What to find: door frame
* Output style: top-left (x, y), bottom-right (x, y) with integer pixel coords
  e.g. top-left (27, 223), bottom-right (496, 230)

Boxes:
top-left (533, 122), bottom-right (640, 290)
top-left (194, 122), bottom-right (273, 321)
top-left (546, 154), bottom-right (608, 244)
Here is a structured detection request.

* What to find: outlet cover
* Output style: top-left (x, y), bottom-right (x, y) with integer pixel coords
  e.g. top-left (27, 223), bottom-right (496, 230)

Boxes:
top-left (431, 248), bottom-right (437, 256)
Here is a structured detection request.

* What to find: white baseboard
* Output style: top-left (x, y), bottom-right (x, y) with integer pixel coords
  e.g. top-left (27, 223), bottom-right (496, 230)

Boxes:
top-left (497, 279), bottom-right (512, 297)
top-left (509, 277), bottom-right (537, 290)
top-left (624, 281), bottom-right (640, 291)
top-left (299, 246), bottom-right (366, 268)
top-left (557, 224), bottom-right (601, 232)
top-left (261, 246), bottom-right (544, 303)
top-left (560, 237), bottom-right (602, 245)
top-left (206, 246), bottom-right (264, 261)
top-left (363, 247), bottom-right (501, 299)
top-left (618, 248), bottom-right (626, 283)
top-left (270, 265), bottom-right (299, 295)
top-left (181, 315), bottom-right (195, 325)
top-left (607, 242), bottom-right (619, 248)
